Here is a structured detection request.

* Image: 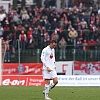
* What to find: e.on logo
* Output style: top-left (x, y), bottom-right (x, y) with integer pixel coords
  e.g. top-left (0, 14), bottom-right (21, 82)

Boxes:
top-left (2, 79), bottom-right (25, 86)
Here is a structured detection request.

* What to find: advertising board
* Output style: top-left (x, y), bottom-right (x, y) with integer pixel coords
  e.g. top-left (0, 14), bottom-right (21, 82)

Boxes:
top-left (2, 75), bottom-right (45, 86)
top-left (73, 62), bottom-right (100, 75)
top-left (3, 63), bottom-right (43, 75)
top-left (57, 75), bottom-right (100, 86)
top-left (3, 75), bottom-right (100, 86)
top-left (55, 61), bottom-right (73, 75)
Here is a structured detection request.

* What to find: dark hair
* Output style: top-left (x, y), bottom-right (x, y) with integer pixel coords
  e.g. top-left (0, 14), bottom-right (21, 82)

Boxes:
top-left (50, 40), bottom-right (56, 44)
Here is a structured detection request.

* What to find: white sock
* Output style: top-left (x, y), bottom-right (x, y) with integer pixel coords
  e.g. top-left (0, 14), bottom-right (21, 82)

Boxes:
top-left (44, 84), bottom-right (50, 98)
top-left (44, 84), bottom-right (49, 93)
top-left (49, 82), bottom-right (55, 91)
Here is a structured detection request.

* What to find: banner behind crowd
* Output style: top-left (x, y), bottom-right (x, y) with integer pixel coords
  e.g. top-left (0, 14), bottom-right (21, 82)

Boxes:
top-left (2, 61), bottom-right (100, 86)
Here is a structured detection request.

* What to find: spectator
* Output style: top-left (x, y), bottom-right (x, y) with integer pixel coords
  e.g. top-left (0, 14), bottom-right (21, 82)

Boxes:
top-left (76, 38), bottom-right (82, 59)
top-left (22, 10), bottom-right (30, 20)
top-left (4, 24), bottom-right (10, 31)
top-left (20, 6), bottom-right (27, 17)
top-left (88, 39), bottom-right (95, 59)
top-left (13, 26), bottom-right (18, 49)
top-left (17, 23), bottom-right (25, 32)
top-left (33, 27), bottom-right (40, 49)
top-left (0, 9), bottom-right (6, 23)
top-left (0, 23), bottom-right (4, 37)
top-left (44, 0), bottom-right (50, 8)
top-left (19, 31), bottom-right (27, 51)
top-left (76, 18), bottom-right (83, 39)
top-left (90, 13), bottom-right (96, 24)
top-left (80, 18), bottom-right (88, 29)
top-left (22, 11), bottom-right (30, 26)
top-left (27, 27), bottom-right (33, 45)
top-left (59, 17), bottom-right (65, 28)
top-left (82, 28), bottom-right (90, 41)
top-left (82, 39), bottom-right (88, 60)
top-left (13, 10), bottom-right (20, 23)
top-left (51, 18), bottom-right (58, 30)
top-left (58, 37), bottom-right (67, 60)
top-left (75, 0), bottom-right (80, 7)
top-left (67, 21), bottom-right (73, 31)
top-left (40, 15), bottom-right (47, 27)
top-left (45, 20), bottom-right (51, 30)
top-left (35, 16), bottom-right (41, 27)
top-left (68, 28), bottom-right (78, 45)
top-left (66, 38), bottom-right (73, 59)
top-left (95, 38), bottom-right (100, 60)
top-left (44, 32), bottom-right (50, 47)
top-left (27, 36), bottom-right (35, 49)
top-left (71, 8), bottom-right (79, 28)
top-left (90, 21), bottom-right (97, 39)
top-left (95, 19), bottom-right (100, 28)
top-left (88, 7), bottom-right (93, 15)
top-left (4, 35), bottom-right (11, 62)
top-left (98, 9), bottom-right (100, 14)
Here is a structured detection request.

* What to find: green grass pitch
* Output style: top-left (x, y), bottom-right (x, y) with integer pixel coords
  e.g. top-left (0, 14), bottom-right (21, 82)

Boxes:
top-left (0, 86), bottom-right (100, 100)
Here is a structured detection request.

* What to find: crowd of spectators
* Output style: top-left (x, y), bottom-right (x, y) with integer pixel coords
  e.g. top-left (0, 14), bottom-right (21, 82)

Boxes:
top-left (0, 1), bottom-right (100, 62)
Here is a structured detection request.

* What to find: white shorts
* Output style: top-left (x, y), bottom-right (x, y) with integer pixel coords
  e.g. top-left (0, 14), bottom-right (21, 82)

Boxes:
top-left (43, 70), bottom-right (57, 79)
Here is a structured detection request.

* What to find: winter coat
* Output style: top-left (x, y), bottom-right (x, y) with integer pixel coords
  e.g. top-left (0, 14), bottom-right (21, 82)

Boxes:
top-left (58, 39), bottom-right (67, 48)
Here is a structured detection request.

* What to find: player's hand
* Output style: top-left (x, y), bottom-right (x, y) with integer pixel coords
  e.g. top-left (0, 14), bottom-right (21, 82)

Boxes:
top-left (47, 67), bottom-right (51, 72)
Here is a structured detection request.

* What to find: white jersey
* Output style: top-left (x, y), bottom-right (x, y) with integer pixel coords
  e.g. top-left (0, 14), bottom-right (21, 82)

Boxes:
top-left (41, 45), bottom-right (56, 70)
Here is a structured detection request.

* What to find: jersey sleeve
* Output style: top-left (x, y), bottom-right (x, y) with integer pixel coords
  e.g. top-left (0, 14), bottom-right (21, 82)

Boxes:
top-left (41, 49), bottom-right (48, 67)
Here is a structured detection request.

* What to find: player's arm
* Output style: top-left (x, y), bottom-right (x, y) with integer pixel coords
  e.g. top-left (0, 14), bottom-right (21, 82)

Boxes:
top-left (41, 49), bottom-right (48, 68)
top-left (41, 49), bottom-right (52, 72)
top-left (54, 61), bottom-right (56, 70)
top-left (54, 49), bottom-right (56, 70)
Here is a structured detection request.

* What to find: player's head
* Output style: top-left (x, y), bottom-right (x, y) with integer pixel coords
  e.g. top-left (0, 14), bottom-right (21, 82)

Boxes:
top-left (49, 40), bottom-right (56, 49)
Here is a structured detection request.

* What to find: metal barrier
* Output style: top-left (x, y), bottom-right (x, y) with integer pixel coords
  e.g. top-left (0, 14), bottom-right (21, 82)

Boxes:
top-left (9, 45), bottom-right (100, 63)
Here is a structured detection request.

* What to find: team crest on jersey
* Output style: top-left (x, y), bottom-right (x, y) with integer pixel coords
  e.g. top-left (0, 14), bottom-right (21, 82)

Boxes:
top-left (50, 53), bottom-right (53, 59)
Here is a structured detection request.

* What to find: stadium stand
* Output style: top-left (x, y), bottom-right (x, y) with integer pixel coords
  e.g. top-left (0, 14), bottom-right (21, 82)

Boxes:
top-left (0, 0), bottom-right (100, 63)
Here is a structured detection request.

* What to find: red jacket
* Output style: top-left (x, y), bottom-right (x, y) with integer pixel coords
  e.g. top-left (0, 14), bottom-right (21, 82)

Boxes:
top-left (4, 26), bottom-right (10, 31)
top-left (27, 30), bottom-right (32, 39)
top-left (88, 39), bottom-right (95, 46)
top-left (83, 40), bottom-right (88, 51)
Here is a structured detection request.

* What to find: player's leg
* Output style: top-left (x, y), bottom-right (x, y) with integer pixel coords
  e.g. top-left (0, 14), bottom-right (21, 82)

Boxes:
top-left (43, 71), bottom-right (52, 100)
top-left (49, 71), bottom-right (58, 91)
top-left (49, 77), bottom-right (58, 91)
top-left (44, 79), bottom-right (50, 96)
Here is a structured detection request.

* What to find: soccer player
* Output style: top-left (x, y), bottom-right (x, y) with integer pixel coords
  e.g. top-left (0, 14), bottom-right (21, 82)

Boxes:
top-left (41, 40), bottom-right (58, 100)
